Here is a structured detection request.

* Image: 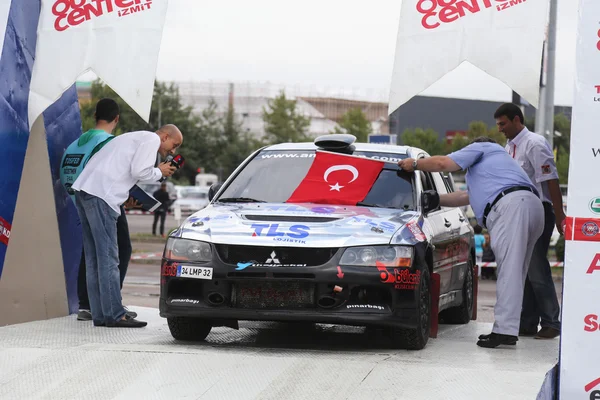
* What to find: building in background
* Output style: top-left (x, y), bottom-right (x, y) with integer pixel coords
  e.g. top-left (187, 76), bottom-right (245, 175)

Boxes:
top-left (74, 80), bottom-right (571, 143)
top-left (389, 95), bottom-right (572, 143)
top-left (174, 81), bottom-right (390, 140)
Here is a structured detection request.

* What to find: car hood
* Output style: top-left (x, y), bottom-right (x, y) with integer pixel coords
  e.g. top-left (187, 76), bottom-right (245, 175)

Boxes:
top-left (172, 202), bottom-right (428, 248)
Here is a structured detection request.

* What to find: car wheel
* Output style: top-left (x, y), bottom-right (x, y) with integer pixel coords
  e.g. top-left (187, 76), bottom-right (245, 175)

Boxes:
top-left (389, 268), bottom-right (431, 350)
top-left (167, 317), bottom-right (212, 341)
top-left (440, 258), bottom-right (474, 324)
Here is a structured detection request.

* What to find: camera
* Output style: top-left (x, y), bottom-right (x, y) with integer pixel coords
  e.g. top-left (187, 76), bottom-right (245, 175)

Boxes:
top-left (159, 154), bottom-right (185, 182)
top-left (169, 154), bottom-right (185, 169)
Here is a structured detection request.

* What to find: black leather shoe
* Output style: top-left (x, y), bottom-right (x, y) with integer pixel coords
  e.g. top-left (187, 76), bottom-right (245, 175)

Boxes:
top-left (77, 309), bottom-right (92, 321)
top-left (124, 306), bottom-right (138, 319)
top-left (534, 327), bottom-right (560, 339)
top-left (106, 314), bottom-right (147, 328)
top-left (477, 333), bottom-right (518, 348)
top-left (519, 327), bottom-right (538, 336)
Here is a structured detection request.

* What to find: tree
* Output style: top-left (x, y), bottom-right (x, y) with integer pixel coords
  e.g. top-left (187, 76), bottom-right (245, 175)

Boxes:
top-left (79, 80), bottom-right (241, 185)
top-left (262, 91), bottom-right (311, 144)
top-left (445, 121), bottom-right (506, 153)
top-left (556, 146), bottom-right (569, 184)
top-left (553, 113), bottom-right (571, 154)
top-left (400, 128), bottom-right (444, 155)
top-left (215, 102), bottom-right (263, 180)
top-left (331, 107), bottom-right (372, 142)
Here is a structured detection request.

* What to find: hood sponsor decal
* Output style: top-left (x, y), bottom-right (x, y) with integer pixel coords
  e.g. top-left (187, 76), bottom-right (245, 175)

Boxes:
top-left (406, 219), bottom-right (426, 242)
top-left (251, 223), bottom-right (310, 244)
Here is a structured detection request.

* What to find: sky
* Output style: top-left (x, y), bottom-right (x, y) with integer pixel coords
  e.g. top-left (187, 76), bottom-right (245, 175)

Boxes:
top-left (87, 0), bottom-right (580, 106)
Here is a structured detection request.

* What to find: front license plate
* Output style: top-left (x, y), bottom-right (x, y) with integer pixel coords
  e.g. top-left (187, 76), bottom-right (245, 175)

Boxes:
top-left (234, 281), bottom-right (314, 309)
top-left (176, 265), bottom-right (213, 280)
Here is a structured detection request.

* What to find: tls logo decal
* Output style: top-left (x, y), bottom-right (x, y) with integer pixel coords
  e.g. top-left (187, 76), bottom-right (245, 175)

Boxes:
top-left (250, 224), bottom-right (310, 244)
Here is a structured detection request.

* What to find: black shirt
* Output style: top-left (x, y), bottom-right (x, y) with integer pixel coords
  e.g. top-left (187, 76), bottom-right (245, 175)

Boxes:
top-left (153, 189), bottom-right (171, 212)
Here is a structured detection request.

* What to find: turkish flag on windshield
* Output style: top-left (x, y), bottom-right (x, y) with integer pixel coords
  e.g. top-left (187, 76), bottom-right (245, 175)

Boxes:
top-left (287, 151), bottom-right (384, 205)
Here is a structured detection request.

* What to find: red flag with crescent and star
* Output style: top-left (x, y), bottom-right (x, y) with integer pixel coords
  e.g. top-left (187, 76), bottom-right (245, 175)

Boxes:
top-left (286, 151), bottom-right (385, 205)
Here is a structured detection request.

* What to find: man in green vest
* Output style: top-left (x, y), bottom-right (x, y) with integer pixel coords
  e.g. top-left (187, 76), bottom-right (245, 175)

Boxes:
top-left (60, 98), bottom-right (138, 321)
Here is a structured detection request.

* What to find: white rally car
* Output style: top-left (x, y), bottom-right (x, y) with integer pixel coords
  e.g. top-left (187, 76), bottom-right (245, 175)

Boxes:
top-left (159, 134), bottom-right (475, 350)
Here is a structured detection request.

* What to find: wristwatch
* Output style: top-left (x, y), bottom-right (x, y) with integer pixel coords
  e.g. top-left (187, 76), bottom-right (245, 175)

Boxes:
top-left (412, 159), bottom-right (418, 170)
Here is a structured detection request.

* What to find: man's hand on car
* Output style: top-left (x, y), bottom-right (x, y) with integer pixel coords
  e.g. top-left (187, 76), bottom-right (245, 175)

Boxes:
top-left (159, 161), bottom-right (177, 177)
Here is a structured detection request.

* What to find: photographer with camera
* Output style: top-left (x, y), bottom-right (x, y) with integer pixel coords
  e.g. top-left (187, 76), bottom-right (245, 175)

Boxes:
top-left (72, 124), bottom-right (183, 328)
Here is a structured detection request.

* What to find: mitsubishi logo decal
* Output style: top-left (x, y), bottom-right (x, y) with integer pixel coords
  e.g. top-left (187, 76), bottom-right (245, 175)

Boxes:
top-left (266, 251), bottom-right (280, 264)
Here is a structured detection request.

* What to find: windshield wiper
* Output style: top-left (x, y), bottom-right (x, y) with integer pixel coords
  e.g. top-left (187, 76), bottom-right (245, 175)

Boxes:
top-left (356, 202), bottom-right (383, 208)
top-left (217, 197), bottom-right (266, 203)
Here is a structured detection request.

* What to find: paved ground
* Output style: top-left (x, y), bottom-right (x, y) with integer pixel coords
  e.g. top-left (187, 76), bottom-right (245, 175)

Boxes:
top-left (126, 213), bottom-right (184, 235)
top-left (0, 308), bottom-right (558, 400)
top-left (0, 239), bottom-right (562, 399)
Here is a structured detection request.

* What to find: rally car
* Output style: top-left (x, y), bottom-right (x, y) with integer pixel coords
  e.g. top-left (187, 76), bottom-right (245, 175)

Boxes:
top-left (159, 134), bottom-right (475, 350)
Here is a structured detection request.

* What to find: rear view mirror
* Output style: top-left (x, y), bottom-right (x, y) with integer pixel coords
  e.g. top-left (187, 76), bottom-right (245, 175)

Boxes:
top-left (208, 183), bottom-right (223, 202)
top-left (421, 190), bottom-right (440, 214)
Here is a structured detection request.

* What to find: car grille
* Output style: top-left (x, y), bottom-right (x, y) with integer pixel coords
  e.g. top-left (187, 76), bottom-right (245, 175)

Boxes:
top-left (233, 281), bottom-right (315, 309)
top-left (215, 245), bottom-right (338, 267)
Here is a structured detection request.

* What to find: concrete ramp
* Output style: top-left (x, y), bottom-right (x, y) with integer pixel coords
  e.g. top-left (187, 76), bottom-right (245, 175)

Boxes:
top-left (0, 307), bottom-right (558, 399)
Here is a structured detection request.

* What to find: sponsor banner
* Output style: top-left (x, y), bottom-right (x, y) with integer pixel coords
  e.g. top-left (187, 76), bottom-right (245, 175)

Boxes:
top-left (478, 262), bottom-right (563, 268)
top-left (0, 1), bottom-right (11, 58)
top-left (0, 0), bottom-right (40, 279)
top-left (388, 0), bottom-right (549, 113)
top-left (0, 216), bottom-right (11, 246)
top-left (560, 0), bottom-right (600, 397)
top-left (43, 84), bottom-right (84, 314)
top-left (28, 0), bottom-right (169, 125)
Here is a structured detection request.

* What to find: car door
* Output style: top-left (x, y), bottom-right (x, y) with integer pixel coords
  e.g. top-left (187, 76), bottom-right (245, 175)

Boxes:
top-left (418, 170), bottom-right (457, 297)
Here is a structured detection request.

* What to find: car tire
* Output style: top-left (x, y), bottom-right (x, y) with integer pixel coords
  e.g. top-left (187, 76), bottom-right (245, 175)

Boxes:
top-left (167, 317), bottom-right (212, 341)
top-left (389, 268), bottom-right (431, 350)
top-left (440, 258), bottom-right (474, 324)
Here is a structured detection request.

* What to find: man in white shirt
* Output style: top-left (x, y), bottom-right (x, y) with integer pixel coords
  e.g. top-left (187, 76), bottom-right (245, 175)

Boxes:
top-left (494, 103), bottom-right (564, 340)
top-left (72, 125), bottom-right (181, 328)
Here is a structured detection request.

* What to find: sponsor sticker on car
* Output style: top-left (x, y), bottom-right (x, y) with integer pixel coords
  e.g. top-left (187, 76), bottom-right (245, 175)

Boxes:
top-left (176, 265), bottom-right (213, 280)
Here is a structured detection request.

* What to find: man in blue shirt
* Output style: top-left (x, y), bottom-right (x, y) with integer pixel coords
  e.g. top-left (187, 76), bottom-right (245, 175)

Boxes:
top-left (399, 137), bottom-right (544, 348)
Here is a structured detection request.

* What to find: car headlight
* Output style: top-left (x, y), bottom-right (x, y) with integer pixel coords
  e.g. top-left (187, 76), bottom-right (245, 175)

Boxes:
top-left (340, 246), bottom-right (413, 267)
top-left (164, 238), bottom-right (212, 262)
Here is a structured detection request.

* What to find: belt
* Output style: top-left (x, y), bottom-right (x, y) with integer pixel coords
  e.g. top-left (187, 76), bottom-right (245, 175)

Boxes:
top-left (482, 186), bottom-right (536, 228)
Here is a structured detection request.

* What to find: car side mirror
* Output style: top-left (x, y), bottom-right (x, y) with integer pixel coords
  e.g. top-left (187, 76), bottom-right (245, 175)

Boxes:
top-left (421, 190), bottom-right (440, 214)
top-left (208, 183), bottom-right (223, 202)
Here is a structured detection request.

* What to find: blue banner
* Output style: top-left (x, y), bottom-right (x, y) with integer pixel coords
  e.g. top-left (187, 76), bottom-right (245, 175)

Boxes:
top-left (43, 85), bottom-right (83, 314)
top-left (0, 0), bottom-right (41, 279)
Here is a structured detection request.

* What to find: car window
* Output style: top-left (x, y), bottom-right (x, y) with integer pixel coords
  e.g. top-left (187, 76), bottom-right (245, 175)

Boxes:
top-left (442, 174), bottom-right (454, 193)
top-left (432, 173), bottom-right (448, 195)
top-left (418, 171), bottom-right (441, 212)
top-left (419, 171), bottom-right (434, 191)
top-left (217, 149), bottom-right (414, 210)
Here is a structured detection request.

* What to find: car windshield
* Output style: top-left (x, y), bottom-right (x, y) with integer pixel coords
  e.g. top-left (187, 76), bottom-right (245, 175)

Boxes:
top-left (217, 149), bottom-right (415, 210)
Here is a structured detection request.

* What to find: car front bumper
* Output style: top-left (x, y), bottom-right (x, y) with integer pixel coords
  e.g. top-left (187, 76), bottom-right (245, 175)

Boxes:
top-left (159, 257), bottom-right (424, 329)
